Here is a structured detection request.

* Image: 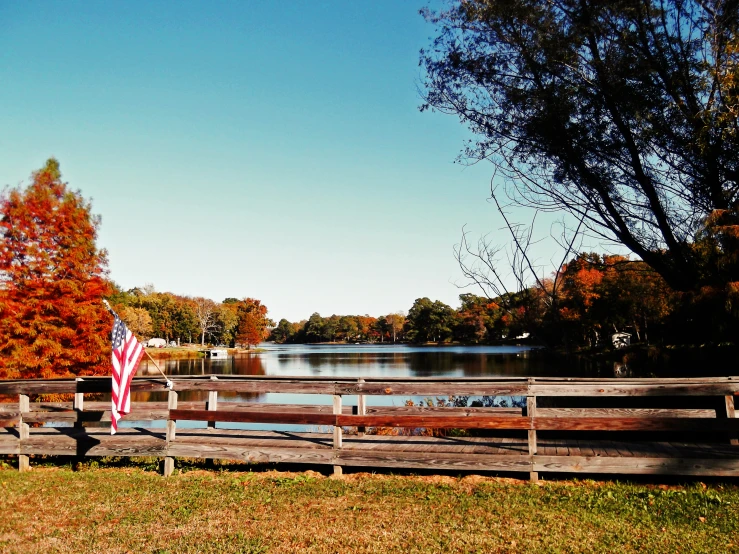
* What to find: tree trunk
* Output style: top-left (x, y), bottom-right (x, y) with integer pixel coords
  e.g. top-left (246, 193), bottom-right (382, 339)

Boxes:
top-left (644, 314), bottom-right (649, 344)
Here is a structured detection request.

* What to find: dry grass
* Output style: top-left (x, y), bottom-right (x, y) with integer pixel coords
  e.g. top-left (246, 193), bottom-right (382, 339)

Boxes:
top-left (1, 462), bottom-right (737, 553)
top-left (144, 348), bottom-right (204, 360)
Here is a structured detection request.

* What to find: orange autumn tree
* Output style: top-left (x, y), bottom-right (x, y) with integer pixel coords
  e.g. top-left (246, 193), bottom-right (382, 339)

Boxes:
top-left (235, 298), bottom-right (271, 350)
top-left (0, 159), bottom-right (112, 379)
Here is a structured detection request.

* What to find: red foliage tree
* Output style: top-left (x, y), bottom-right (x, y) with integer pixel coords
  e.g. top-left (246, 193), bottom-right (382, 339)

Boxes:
top-left (235, 298), bottom-right (270, 349)
top-left (0, 159), bottom-right (113, 379)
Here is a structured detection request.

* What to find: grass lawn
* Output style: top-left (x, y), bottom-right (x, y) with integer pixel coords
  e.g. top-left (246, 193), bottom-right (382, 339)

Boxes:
top-left (144, 347), bottom-right (205, 360)
top-left (1, 461), bottom-right (737, 553)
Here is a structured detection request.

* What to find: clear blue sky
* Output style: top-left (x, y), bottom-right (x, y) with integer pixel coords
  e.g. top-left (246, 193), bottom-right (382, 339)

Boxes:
top-left (0, 1), bottom-right (549, 322)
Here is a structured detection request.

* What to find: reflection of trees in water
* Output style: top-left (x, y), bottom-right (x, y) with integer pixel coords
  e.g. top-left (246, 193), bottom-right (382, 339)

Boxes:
top-left (407, 352), bottom-right (456, 377)
top-left (458, 353), bottom-right (531, 377)
top-left (231, 355), bottom-right (266, 376)
top-left (300, 352), bottom-right (409, 369)
top-left (406, 351), bottom-right (572, 378)
top-left (135, 357), bottom-right (265, 403)
top-left (140, 356), bottom-right (265, 377)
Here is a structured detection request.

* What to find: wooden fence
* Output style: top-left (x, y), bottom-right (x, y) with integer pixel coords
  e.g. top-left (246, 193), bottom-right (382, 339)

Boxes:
top-left (1, 375), bottom-right (738, 481)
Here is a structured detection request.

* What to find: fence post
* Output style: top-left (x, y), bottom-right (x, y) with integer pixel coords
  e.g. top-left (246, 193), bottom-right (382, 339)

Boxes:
top-left (207, 376), bottom-right (218, 429)
top-left (333, 394), bottom-right (342, 476)
top-left (357, 378), bottom-right (366, 437)
top-left (18, 394), bottom-right (30, 472)
top-left (527, 394), bottom-right (538, 483)
top-left (726, 395), bottom-right (738, 446)
top-left (164, 389), bottom-right (178, 477)
top-left (74, 378), bottom-right (84, 428)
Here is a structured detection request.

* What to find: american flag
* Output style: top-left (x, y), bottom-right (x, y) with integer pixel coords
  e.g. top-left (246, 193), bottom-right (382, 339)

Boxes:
top-left (111, 313), bottom-right (144, 435)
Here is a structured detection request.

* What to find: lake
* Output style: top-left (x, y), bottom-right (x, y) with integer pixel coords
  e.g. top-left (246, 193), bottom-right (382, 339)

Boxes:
top-left (126, 343), bottom-right (707, 430)
top-left (133, 343), bottom-right (560, 429)
top-left (134, 343), bottom-right (584, 408)
top-left (140, 343), bottom-right (572, 380)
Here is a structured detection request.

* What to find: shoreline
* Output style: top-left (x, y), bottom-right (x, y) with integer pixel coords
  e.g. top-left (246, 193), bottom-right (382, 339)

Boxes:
top-left (143, 347), bottom-right (266, 360)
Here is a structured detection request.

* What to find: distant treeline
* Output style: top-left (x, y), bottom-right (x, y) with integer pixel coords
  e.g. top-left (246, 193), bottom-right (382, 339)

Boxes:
top-left (109, 286), bottom-right (273, 348)
top-left (110, 250), bottom-right (735, 351)
top-left (271, 253), bottom-right (737, 348)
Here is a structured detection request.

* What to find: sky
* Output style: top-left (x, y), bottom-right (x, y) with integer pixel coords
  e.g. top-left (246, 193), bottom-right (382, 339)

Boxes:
top-left (0, 1), bottom-right (563, 322)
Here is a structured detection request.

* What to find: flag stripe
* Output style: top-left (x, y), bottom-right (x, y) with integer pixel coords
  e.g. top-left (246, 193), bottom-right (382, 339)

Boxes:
top-left (110, 314), bottom-right (145, 435)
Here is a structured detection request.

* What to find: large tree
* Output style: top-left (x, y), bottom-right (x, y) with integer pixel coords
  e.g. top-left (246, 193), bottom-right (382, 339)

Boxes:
top-left (404, 298), bottom-right (457, 343)
top-left (0, 159), bottom-right (112, 378)
top-left (235, 298), bottom-right (271, 349)
top-left (421, 0), bottom-right (739, 292)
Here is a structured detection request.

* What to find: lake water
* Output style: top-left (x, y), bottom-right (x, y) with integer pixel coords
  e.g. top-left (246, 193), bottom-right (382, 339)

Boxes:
top-left (134, 343), bottom-right (573, 410)
top-left (126, 343), bottom-right (699, 430)
top-left (140, 343), bottom-right (567, 380)
top-left (133, 343), bottom-right (559, 430)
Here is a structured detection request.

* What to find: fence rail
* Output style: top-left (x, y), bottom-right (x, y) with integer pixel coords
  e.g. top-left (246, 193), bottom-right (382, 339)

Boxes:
top-left (1, 375), bottom-right (738, 480)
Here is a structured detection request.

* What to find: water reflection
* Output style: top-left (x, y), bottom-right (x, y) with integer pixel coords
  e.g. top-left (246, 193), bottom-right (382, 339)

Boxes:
top-left (142, 355), bottom-right (266, 377)
top-left (138, 344), bottom-right (567, 382)
top-left (136, 354), bottom-right (267, 403)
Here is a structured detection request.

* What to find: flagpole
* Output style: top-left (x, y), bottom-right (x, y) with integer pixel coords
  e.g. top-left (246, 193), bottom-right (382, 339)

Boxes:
top-left (142, 348), bottom-right (173, 388)
top-left (103, 300), bottom-right (173, 389)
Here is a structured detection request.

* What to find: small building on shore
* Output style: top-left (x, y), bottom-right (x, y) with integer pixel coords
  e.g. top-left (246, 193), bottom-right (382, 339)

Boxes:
top-left (611, 332), bottom-right (631, 349)
top-left (204, 348), bottom-right (228, 359)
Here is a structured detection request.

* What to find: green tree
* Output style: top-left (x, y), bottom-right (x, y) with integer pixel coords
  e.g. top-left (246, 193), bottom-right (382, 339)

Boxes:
top-left (338, 315), bottom-right (359, 342)
top-left (216, 302), bottom-right (239, 346)
top-left (304, 313), bottom-right (325, 343)
top-left (323, 315), bottom-right (340, 342)
top-left (270, 318), bottom-right (294, 343)
top-left (404, 298), bottom-right (457, 343)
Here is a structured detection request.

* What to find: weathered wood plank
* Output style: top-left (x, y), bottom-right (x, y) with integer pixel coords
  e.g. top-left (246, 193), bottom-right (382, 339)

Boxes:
top-left (0, 413), bottom-right (20, 426)
top-left (336, 415), bottom-right (533, 429)
top-left (334, 383), bottom-right (532, 396)
top-left (536, 408), bottom-right (717, 418)
top-left (336, 451), bottom-right (533, 473)
top-left (22, 433), bottom-right (166, 457)
top-left (336, 415), bottom-right (739, 432)
top-left (0, 428), bottom-right (20, 455)
top-left (532, 417), bottom-right (739, 432)
top-left (530, 383), bottom-right (739, 396)
top-left (171, 409), bottom-right (337, 426)
top-left (167, 444), bottom-right (336, 464)
top-left (533, 456), bottom-right (739, 476)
